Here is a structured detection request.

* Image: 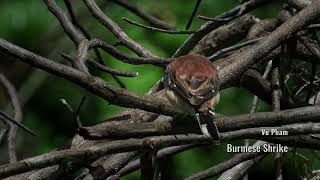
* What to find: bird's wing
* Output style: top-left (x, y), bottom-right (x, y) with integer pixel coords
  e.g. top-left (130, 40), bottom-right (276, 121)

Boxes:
top-left (163, 66), bottom-right (191, 100)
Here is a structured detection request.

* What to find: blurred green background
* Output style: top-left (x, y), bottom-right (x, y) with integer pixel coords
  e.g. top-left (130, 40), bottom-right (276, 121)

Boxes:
top-left (0, 0), bottom-right (319, 179)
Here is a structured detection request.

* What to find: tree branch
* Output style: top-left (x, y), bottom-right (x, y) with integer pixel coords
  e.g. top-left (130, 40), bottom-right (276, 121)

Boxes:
top-left (44, 0), bottom-right (86, 45)
top-left (2, 123), bottom-right (320, 179)
top-left (185, 144), bottom-right (266, 180)
top-left (79, 105), bottom-right (320, 139)
top-left (0, 75), bottom-right (22, 163)
top-left (122, 17), bottom-right (196, 34)
top-left (0, 38), bottom-right (190, 120)
top-left (83, 0), bottom-right (152, 57)
top-left (112, 144), bottom-right (200, 178)
top-left (110, 0), bottom-right (175, 30)
top-left (173, 0), bottom-right (274, 57)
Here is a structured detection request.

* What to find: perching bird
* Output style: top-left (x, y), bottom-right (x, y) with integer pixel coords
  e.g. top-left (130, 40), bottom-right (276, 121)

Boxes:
top-left (163, 54), bottom-right (220, 139)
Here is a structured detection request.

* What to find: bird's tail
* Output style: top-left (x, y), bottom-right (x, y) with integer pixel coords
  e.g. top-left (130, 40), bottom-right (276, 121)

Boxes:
top-left (196, 110), bottom-right (220, 140)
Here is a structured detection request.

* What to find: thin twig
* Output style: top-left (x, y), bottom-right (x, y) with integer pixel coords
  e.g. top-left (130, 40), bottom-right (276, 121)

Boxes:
top-left (0, 111), bottom-right (35, 136)
top-left (61, 52), bottom-right (139, 77)
top-left (59, 99), bottom-right (74, 113)
top-left (110, 0), bottom-right (174, 30)
top-left (308, 24), bottom-right (320, 29)
top-left (44, 0), bottom-right (90, 72)
top-left (44, 0), bottom-right (86, 44)
top-left (122, 17), bottom-right (197, 34)
top-left (295, 83), bottom-right (312, 98)
top-left (88, 59), bottom-right (139, 77)
top-left (63, 0), bottom-right (90, 39)
top-left (186, 0), bottom-right (202, 30)
top-left (80, 39), bottom-right (172, 66)
top-left (59, 97), bottom-right (85, 128)
top-left (209, 38), bottom-right (263, 60)
top-left (64, 0), bottom-right (128, 88)
top-left (198, 1), bottom-right (251, 22)
top-left (74, 96), bottom-right (86, 128)
top-left (0, 76), bottom-right (35, 147)
top-left (83, 0), bottom-right (152, 57)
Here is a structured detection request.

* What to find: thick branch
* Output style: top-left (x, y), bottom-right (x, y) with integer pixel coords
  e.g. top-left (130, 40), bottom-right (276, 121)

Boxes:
top-left (0, 135), bottom-right (209, 178)
top-left (218, 0), bottom-right (320, 86)
top-left (191, 15), bottom-right (258, 56)
top-left (79, 106), bottom-right (320, 139)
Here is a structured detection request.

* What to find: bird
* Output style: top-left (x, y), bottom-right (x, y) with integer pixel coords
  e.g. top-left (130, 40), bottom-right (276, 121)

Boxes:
top-left (163, 54), bottom-right (220, 139)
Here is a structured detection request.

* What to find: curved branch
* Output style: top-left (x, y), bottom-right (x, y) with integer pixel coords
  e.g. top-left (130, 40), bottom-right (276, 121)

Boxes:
top-left (81, 39), bottom-right (172, 66)
top-left (0, 74), bottom-right (23, 162)
top-left (83, 0), bottom-right (152, 57)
